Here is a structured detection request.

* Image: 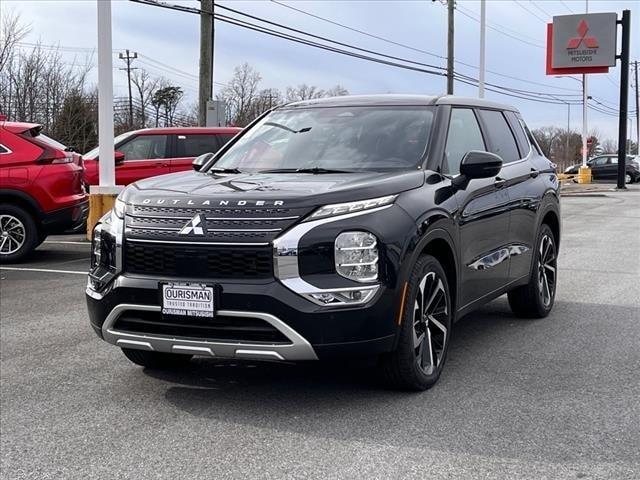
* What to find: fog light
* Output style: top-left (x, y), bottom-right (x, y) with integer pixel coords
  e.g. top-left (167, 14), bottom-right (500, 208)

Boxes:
top-left (307, 286), bottom-right (377, 306)
top-left (335, 231), bottom-right (378, 282)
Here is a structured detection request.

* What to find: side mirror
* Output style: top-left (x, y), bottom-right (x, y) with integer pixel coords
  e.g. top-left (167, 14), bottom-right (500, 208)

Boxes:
top-left (192, 152), bottom-right (215, 171)
top-left (460, 150), bottom-right (502, 179)
top-left (114, 151), bottom-right (125, 164)
top-left (452, 151), bottom-right (503, 189)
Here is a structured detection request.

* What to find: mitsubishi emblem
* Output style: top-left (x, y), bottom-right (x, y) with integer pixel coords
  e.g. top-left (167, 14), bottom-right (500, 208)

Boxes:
top-left (179, 214), bottom-right (205, 235)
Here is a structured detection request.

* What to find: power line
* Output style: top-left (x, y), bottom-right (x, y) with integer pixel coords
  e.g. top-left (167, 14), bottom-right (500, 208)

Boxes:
top-left (513, 0), bottom-right (548, 24)
top-left (559, 1), bottom-right (574, 14)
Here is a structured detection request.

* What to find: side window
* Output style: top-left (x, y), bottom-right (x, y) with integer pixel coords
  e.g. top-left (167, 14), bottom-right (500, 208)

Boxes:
top-left (590, 157), bottom-right (607, 166)
top-left (478, 109), bottom-right (520, 163)
top-left (176, 134), bottom-right (221, 157)
top-left (608, 157), bottom-right (618, 164)
top-left (444, 108), bottom-right (486, 175)
top-left (0, 144), bottom-right (10, 154)
top-left (119, 135), bottom-right (168, 161)
top-left (504, 111), bottom-right (530, 157)
top-left (217, 134), bottom-right (235, 148)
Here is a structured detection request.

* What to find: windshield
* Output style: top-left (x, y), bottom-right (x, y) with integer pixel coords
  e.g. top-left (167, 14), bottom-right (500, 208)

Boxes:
top-left (210, 106), bottom-right (434, 173)
top-left (83, 131), bottom-right (136, 159)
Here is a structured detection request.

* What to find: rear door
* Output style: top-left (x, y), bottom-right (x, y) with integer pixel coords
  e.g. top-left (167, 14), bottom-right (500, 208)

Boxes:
top-left (588, 156), bottom-right (608, 180)
top-left (478, 109), bottom-right (538, 282)
top-left (171, 133), bottom-right (228, 173)
top-left (447, 107), bottom-right (512, 308)
top-left (601, 156), bottom-right (619, 180)
top-left (115, 134), bottom-right (169, 185)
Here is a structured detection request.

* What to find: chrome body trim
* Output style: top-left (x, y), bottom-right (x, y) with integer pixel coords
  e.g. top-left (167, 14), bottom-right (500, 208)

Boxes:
top-left (125, 238), bottom-right (271, 246)
top-left (101, 304), bottom-right (318, 361)
top-left (467, 243), bottom-right (531, 271)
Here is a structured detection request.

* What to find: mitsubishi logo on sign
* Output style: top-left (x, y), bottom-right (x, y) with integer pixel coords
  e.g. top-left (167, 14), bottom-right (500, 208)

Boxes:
top-left (567, 20), bottom-right (599, 49)
top-left (179, 215), bottom-right (205, 235)
top-left (551, 13), bottom-right (616, 69)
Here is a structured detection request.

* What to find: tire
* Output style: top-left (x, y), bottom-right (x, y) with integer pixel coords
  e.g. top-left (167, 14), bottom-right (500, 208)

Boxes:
top-left (0, 204), bottom-right (38, 263)
top-left (380, 255), bottom-right (453, 391)
top-left (121, 348), bottom-right (193, 369)
top-left (625, 173), bottom-right (632, 185)
top-left (508, 224), bottom-right (557, 318)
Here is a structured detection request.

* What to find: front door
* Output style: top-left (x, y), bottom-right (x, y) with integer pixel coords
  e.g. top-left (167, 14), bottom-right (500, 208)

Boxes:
top-left (115, 134), bottom-right (169, 185)
top-left (444, 107), bottom-right (512, 309)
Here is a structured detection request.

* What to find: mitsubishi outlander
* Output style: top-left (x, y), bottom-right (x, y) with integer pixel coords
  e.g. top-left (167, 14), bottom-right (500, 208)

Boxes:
top-left (87, 95), bottom-right (560, 390)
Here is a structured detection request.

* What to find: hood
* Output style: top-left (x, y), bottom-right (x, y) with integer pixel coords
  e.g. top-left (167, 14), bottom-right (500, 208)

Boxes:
top-left (121, 170), bottom-right (425, 208)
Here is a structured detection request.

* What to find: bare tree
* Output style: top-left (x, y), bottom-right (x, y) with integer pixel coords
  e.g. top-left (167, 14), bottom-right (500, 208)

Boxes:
top-left (131, 68), bottom-right (160, 128)
top-left (324, 85), bottom-right (349, 97)
top-left (532, 127), bottom-right (561, 159)
top-left (220, 62), bottom-right (262, 126)
top-left (0, 10), bottom-right (29, 73)
top-left (600, 138), bottom-right (617, 154)
top-left (285, 84), bottom-right (325, 102)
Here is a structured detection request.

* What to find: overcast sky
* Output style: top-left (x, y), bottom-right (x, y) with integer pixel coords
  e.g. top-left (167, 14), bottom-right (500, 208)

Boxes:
top-left (5, 0), bottom-right (639, 140)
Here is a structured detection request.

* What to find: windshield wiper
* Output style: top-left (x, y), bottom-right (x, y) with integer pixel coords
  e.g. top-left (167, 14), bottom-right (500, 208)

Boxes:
top-left (208, 167), bottom-right (242, 174)
top-left (264, 122), bottom-right (312, 134)
top-left (259, 167), bottom-right (354, 174)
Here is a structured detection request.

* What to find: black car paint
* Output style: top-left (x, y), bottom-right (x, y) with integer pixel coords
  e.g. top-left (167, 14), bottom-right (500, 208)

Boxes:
top-left (87, 96), bottom-right (560, 358)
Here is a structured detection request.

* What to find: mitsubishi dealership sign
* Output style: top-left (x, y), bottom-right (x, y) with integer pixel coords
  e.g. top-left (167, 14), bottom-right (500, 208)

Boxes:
top-left (552, 13), bottom-right (617, 69)
top-left (546, 13), bottom-right (617, 75)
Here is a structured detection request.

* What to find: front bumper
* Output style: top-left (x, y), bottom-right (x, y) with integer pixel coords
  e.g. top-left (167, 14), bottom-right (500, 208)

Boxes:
top-left (87, 275), bottom-right (399, 361)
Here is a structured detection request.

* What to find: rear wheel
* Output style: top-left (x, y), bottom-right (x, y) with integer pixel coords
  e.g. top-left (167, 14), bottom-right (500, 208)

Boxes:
top-left (508, 224), bottom-right (557, 318)
top-left (0, 204), bottom-right (38, 263)
top-left (625, 173), bottom-right (632, 184)
top-left (121, 348), bottom-right (193, 369)
top-left (380, 255), bottom-right (452, 391)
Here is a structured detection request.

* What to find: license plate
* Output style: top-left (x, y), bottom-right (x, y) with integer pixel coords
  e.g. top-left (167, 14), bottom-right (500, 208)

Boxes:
top-left (161, 283), bottom-right (215, 318)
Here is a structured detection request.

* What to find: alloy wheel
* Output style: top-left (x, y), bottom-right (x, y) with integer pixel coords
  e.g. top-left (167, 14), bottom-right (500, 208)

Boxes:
top-left (537, 234), bottom-right (557, 307)
top-left (625, 173), bottom-right (632, 184)
top-left (413, 271), bottom-right (449, 375)
top-left (0, 214), bottom-right (26, 255)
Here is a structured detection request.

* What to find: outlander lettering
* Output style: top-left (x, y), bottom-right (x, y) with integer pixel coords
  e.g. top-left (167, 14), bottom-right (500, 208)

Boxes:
top-left (87, 95), bottom-right (560, 391)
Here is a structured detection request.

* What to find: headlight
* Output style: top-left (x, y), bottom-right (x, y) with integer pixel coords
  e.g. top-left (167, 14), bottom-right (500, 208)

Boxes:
top-left (335, 231), bottom-right (378, 282)
top-left (113, 197), bottom-right (125, 219)
top-left (307, 195), bottom-right (397, 221)
top-left (91, 223), bottom-right (103, 269)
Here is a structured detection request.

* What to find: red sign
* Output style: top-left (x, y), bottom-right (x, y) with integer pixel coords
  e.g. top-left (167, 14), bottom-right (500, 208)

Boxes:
top-left (546, 24), bottom-right (609, 75)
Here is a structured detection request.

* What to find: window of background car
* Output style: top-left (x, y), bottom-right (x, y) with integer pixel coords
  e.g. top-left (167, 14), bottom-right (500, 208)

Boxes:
top-left (0, 144), bottom-right (9, 154)
top-left (444, 108), bottom-right (485, 175)
top-left (211, 106), bottom-right (434, 172)
top-left (478, 109), bottom-right (520, 163)
top-left (177, 134), bottom-right (221, 157)
top-left (83, 131), bottom-right (135, 159)
top-left (118, 135), bottom-right (168, 161)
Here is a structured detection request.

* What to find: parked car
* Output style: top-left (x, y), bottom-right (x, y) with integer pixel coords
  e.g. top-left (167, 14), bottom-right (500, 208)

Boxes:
top-left (0, 120), bottom-right (88, 262)
top-left (564, 154), bottom-right (639, 183)
top-left (82, 127), bottom-right (241, 186)
top-left (87, 95), bottom-right (560, 391)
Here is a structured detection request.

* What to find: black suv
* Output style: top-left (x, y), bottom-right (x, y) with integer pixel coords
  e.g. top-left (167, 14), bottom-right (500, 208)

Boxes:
top-left (87, 95), bottom-right (560, 390)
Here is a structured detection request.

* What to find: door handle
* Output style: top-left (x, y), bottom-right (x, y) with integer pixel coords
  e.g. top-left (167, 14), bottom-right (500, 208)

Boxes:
top-left (494, 177), bottom-right (507, 188)
top-left (155, 162), bottom-right (169, 168)
top-left (530, 168), bottom-right (539, 178)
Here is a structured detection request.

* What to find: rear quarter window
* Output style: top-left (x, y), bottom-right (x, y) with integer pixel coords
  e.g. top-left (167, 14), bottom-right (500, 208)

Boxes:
top-left (177, 134), bottom-right (221, 157)
top-left (478, 109), bottom-right (520, 163)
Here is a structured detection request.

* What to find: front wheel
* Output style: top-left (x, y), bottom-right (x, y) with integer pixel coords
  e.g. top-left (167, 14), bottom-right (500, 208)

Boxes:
top-left (508, 224), bottom-right (557, 318)
top-left (380, 255), bottom-right (452, 391)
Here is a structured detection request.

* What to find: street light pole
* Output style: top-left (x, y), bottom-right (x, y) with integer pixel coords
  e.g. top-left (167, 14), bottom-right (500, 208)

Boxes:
top-left (446, 0), bottom-right (454, 94)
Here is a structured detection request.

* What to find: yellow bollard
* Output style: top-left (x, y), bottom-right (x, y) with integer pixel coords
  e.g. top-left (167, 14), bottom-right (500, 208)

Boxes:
top-left (86, 187), bottom-right (122, 239)
top-left (577, 166), bottom-right (592, 184)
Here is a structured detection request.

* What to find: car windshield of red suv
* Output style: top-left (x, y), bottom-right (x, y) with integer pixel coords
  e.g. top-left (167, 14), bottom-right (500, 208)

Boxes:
top-left (211, 106), bottom-right (434, 173)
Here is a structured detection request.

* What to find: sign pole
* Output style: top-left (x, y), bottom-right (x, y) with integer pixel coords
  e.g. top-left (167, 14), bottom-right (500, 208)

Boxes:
top-left (616, 9), bottom-right (630, 190)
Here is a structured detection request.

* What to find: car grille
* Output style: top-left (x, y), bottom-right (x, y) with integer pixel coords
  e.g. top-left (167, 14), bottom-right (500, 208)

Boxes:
top-left (114, 310), bottom-right (291, 344)
top-left (122, 204), bottom-right (313, 279)
top-left (125, 204), bottom-right (312, 244)
top-left (124, 242), bottom-right (273, 278)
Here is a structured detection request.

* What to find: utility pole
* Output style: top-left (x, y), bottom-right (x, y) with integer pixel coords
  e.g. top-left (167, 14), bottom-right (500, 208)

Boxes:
top-left (616, 9), bottom-right (631, 190)
top-left (581, 0), bottom-right (589, 169)
top-left (198, 0), bottom-right (214, 126)
top-left (634, 60), bottom-right (639, 155)
top-left (479, 0), bottom-right (486, 98)
top-left (118, 49), bottom-right (138, 128)
top-left (447, 0), bottom-right (454, 94)
top-left (566, 103), bottom-right (570, 162)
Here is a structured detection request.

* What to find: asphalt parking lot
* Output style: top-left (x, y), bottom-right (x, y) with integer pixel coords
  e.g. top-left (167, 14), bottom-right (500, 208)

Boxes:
top-left (1, 186), bottom-right (639, 479)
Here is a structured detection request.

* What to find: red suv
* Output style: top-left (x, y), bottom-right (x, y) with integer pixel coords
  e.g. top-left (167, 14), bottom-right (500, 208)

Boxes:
top-left (82, 127), bottom-right (241, 185)
top-left (0, 120), bottom-right (88, 262)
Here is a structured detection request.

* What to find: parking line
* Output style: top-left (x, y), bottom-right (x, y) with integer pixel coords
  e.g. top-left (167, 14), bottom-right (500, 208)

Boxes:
top-left (0, 267), bottom-right (86, 275)
top-left (43, 241), bottom-right (89, 245)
